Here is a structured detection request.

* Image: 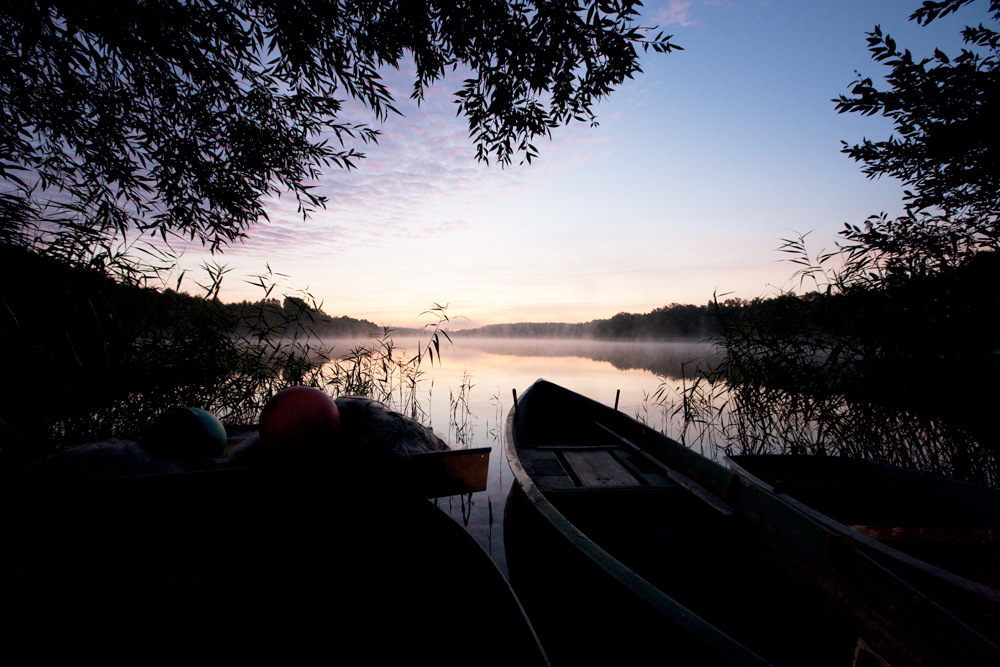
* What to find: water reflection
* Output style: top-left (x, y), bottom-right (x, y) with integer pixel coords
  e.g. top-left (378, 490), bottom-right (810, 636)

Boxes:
top-left (452, 337), bottom-right (720, 377)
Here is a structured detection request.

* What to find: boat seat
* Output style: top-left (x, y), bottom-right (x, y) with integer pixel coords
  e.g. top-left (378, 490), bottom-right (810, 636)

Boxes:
top-left (521, 445), bottom-right (675, 490)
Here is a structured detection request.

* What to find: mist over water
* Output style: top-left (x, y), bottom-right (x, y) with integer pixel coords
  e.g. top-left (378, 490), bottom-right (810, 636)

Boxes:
top-left (453, 337), bottom-right (722, 377)
top-left (321, 336), bottom-right (720, 379)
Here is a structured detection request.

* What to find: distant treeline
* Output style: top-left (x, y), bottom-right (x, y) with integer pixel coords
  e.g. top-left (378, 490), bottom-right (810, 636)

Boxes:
top-left (219, 296), bottom-right (381, 338)
top-left (452, 302), bottom-right (730, 341)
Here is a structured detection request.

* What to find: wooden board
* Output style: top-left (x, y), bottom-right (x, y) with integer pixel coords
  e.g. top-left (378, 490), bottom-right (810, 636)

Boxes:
top-left (395, 447), bottom-right (491, 497)
top-left (562, 450), bottom-right (641, 488)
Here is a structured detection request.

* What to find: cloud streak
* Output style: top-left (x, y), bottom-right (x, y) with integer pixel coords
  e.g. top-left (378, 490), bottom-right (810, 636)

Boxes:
top-left (203, 63), bottom-right (618, 266)
top-left (162, 3), bottom-right (920, 327)
top-left (654, 1), bottom-right (697, 27)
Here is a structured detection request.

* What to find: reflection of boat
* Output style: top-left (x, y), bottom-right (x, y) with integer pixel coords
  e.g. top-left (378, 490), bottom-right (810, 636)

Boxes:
top-left (726, 455), bottom-right (1000, 621)
top-left (503, 379), bottom-right (1000, 667)
top-left (4, 457), bottom-right (547, 664)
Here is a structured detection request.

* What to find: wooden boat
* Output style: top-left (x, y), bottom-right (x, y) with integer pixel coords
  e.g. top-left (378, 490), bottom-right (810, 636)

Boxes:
top-left (727, 455), bottom-right (1000, 622)
top-left (3, 444), bottom-right (547, 664)
top-left (504, 379), bottom-right (1000, 667)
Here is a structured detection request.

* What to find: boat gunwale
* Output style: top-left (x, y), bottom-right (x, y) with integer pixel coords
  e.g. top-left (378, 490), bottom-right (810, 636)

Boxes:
top-left (725, 455), bottom-right (1000, 604)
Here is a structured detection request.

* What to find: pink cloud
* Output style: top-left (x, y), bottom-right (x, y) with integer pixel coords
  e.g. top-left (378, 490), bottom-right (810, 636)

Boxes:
top-left (163, 57), bottom-right (626, 270)
top-left (654, 1), bottom-right (697, 27)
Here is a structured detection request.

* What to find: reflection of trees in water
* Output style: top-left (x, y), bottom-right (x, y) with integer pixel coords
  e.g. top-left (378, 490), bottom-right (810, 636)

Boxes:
top-left (459, 339), bottom-right (721, 379)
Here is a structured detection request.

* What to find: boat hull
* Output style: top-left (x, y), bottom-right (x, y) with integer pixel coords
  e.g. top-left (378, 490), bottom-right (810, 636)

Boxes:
top-left (504, 379), bottom-right (1000, 667)
top-left (728, 454), bottom-right (1000, 640)
top-left (3, 466), bottom-right (548, 665)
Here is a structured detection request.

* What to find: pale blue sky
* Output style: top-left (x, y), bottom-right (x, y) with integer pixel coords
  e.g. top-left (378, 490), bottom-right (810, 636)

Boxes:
top-left (171, 0), bottom-right (987, 327)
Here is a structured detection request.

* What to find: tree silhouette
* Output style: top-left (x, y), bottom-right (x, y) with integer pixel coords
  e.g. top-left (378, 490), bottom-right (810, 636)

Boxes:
top-left (834, 0), bottom-right (999, 277)
top-left (1, 1), bottom-right (678, 258)
top-left (698, 1), bottom-right (1000, 483)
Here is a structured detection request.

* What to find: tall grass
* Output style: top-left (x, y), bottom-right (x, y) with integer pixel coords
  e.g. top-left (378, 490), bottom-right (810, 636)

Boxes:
top-left (324, 319), bottom-right (448, 424)
top-left (0, 244), bottom-right (455, 461)
top-left (638, 340), bottom-right (997, 486)
top-left (637, 235), bottom-right (999, 487)
top-left (196, 279), bottom-right (457, 427)
top-left (448, 371), bottom-right (476, 448)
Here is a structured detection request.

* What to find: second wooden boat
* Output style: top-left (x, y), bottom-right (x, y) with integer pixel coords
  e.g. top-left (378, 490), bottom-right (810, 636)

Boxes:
top-left (504, 379), bottom-right (1000, 667)
top-left (727, 455), bottom-right (1000, 632)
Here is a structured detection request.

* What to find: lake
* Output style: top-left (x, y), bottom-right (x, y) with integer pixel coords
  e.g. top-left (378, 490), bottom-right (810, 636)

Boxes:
top-left (323, 336), bottom-right (720, 577)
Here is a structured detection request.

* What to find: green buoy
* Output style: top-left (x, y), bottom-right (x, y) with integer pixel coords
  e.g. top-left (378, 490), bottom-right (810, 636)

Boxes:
top-left (144, 407), bottom-right (228, 461)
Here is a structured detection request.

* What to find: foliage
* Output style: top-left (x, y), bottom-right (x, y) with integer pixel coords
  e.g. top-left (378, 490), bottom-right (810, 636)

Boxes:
top-left (2, 1), bottom-right (678, 461)
top-left (325, 303), bottom-right (457, 423)
top-left (0, 244), bottom-right (452, 462)
top-left (591, 303), bottom-right (716, 340)
top-left (451, 303), bottom-right (719, 340)
top-left (644, 1), bottom-right (1000, 486)
top-left (1, 245), bottom-right (241, 457)
top-left (225, 296), bottom-right (381, 339)
top-left (834, 0), bottom-right (1000, 278)
top-left (2, 0), bottom-right (679, 259)
top-left (647, 238), bottom-right (1000, 486)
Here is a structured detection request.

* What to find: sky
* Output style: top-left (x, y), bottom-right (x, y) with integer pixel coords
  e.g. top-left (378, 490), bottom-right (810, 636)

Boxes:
top-left (168, 0), bottom-right (986, 329)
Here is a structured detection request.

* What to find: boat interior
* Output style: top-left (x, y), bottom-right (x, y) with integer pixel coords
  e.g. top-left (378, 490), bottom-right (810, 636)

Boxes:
top-left (508, 420), bottom-right (862, 666)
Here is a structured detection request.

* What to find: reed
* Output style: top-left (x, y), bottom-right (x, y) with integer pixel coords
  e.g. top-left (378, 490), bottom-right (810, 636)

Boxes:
top-left (448, 371), bottom-right (476, 448)
top-left (486, 388), bottom-right (505, 449)
top-left (0, 245), bottom-right (454, 461)
top-left (640, 235), bottom-right (999, 487)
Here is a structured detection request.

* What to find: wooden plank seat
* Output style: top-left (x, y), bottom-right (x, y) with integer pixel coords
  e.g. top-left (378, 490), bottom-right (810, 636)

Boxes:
top-left (519, 443), bottom-right (678, 491)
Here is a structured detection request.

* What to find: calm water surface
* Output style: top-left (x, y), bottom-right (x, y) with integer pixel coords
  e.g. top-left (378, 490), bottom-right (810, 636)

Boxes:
top-left (325, 336), bottom-right (719, 578)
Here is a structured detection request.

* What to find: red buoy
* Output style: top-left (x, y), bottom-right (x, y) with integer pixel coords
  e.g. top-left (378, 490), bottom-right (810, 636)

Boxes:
top-left (258, 386), bottom-right (341, 456)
